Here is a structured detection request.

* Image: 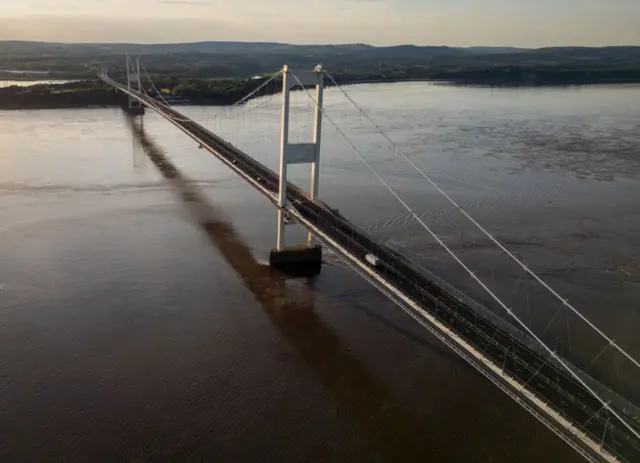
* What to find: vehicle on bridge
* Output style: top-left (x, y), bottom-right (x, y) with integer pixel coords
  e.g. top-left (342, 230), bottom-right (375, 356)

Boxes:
top-left (365, 253), bottom-right (381, 268)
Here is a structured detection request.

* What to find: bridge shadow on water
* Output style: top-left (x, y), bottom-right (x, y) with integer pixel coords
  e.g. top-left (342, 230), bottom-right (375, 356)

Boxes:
top-left (127, 117), bottom-right (473, 461)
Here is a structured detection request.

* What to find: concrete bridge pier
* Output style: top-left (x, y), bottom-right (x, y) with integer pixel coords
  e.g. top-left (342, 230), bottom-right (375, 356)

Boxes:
top-left (269, 64), bottom-right (324, 274)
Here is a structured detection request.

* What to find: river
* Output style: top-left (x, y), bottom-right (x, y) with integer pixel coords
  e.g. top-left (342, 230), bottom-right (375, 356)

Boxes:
top-left (1, 82), bottom-right (639, 462)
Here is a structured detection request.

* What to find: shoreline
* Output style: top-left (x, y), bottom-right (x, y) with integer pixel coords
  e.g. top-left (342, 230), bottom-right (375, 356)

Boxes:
top-left (1, 76), bottom-right (639, 111)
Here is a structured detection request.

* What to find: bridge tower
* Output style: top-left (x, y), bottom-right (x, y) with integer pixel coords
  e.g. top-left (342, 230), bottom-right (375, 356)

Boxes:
top-left (269, 64), bottom-right (324, 273)
top-left (125, 55), bottom-right (145, 116)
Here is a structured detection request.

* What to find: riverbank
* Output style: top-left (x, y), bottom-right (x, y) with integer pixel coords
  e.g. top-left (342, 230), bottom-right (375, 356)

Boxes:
top-left (2, 68), bottom-right (640, 110)
top-left (0, 78), bottom-right (273, 110)
top-left (0, 81), bottom-right (120, 110)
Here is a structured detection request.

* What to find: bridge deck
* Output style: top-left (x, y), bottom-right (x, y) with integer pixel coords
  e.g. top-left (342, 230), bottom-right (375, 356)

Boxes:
top-left (102, 75), bottom-right (639, 462)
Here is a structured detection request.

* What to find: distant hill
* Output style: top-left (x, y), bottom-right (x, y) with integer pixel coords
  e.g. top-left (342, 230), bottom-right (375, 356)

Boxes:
top-left (456, 46), bottom-right (527, 54)
top-left (0, 40), bottom-right (464, 59)
top-left (1, 41), bottom-right (639, 83)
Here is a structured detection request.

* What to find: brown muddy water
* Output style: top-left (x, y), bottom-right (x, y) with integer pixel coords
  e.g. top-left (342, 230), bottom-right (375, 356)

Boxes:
top-left (1, 82), bottom-right (639, 462)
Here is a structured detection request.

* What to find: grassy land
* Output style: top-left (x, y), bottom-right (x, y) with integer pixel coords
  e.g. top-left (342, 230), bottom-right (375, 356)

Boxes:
top-left (1, 63), bottom-right (640, 110)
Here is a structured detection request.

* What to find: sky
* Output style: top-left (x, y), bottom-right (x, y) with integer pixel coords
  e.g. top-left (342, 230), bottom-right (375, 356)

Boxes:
top-left (0, 0), bottom-right (638, 46)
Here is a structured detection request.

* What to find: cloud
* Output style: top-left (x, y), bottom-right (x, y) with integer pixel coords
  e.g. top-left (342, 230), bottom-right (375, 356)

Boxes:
top-left (0, 16), bottom-right (248, 43)
top-left (0, 0), bottom-right (637, 46)
top-left (158, 0), bottom-right (214, 5)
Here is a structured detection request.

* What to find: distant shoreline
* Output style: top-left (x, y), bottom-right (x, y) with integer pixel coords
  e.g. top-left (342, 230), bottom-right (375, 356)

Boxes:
top-left (1, 74), bottom-right (639, 110)
top-left (328, 76), bottom-right (640, 88)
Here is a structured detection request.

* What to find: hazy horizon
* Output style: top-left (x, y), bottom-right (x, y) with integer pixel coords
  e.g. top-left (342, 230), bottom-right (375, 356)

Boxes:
top-left (3, 37), bottom-right (640, 49)
top-left (0, 0), bottom-right (638, 47)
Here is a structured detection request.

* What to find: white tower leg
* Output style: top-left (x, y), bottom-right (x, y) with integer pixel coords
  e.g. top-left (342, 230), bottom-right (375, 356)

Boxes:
top-left (308, 67), bottom-right (324, 245)
top-left (126, 55), bottom-right (131, 95)
top-left (277, 66), bottom-right (291, 251)
top-left (310, 67), bottom-right (324, 201)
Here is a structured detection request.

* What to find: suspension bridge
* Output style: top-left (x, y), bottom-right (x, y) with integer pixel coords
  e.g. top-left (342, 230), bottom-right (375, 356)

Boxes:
top-left (98, 57), bottom-right (640, 463)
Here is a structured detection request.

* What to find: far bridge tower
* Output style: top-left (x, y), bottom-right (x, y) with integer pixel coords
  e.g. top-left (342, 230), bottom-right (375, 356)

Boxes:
top-left (125, 55), bottom-right (145, 116)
